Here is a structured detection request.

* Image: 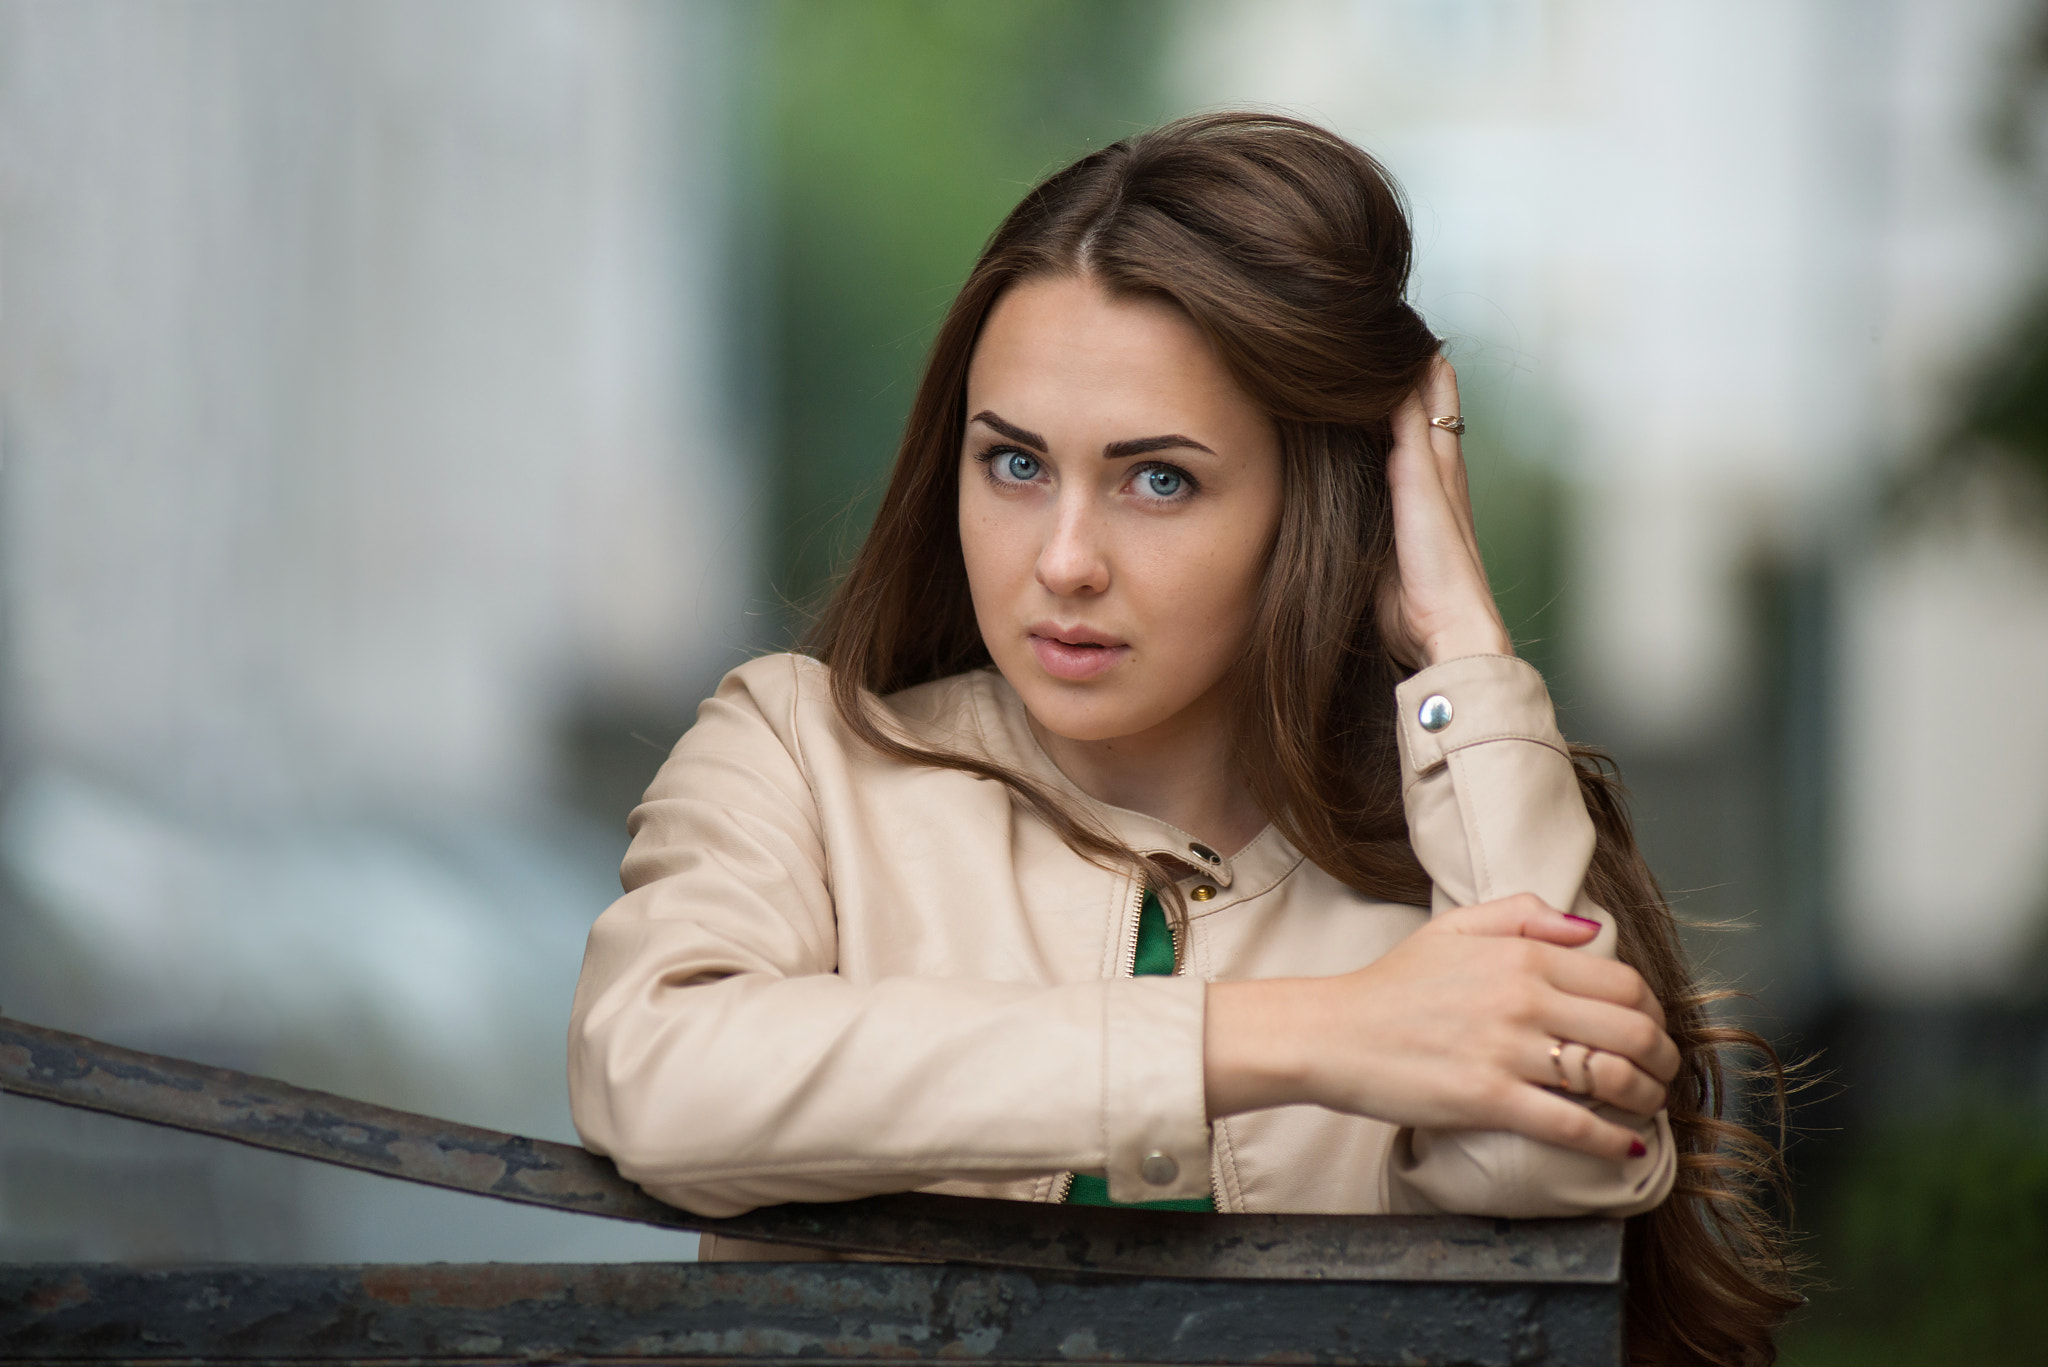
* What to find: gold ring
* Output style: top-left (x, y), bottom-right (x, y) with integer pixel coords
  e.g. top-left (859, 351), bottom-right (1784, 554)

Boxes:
top-left (1431, 414), bottom-right (1466, 436)
top-left (1550, 1040), bottom-right (1571, 1089)
top-left (1577, 1047), bottom-right (1598, 1096)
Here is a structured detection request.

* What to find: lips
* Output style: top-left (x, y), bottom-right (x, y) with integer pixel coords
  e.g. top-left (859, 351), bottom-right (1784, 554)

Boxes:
top-left (1027, 624), bottom-right (1130, 682)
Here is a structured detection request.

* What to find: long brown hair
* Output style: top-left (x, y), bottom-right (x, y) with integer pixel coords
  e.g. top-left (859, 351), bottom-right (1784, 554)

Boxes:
top-left (807, 111), bottom-right (1800, 1366)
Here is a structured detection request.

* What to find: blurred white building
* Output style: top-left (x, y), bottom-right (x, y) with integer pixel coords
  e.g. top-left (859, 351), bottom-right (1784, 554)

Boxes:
top-left (0, 0), bottom-right (755, 1260)
top-left (1175, 0), bottom-right (2048, 1005)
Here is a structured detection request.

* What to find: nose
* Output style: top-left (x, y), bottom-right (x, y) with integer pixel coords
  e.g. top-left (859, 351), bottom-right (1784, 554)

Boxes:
top-left (1035, 490), bottom-right (1110, 598)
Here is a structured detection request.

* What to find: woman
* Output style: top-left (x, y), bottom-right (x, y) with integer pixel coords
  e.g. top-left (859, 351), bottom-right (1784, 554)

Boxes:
top-left (569, 113), bottom-right (1796, 1364)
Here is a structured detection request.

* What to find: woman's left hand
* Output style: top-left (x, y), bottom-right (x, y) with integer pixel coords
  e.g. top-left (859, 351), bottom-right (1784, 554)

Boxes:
top-left (1376, 355), bottom-right (1512, 669)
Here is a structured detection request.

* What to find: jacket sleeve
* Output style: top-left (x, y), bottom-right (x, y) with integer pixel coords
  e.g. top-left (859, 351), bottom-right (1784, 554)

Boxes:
top-left (1384, 653), bottom-right (1676, 1218)
top-left (566, 657), bottom-right (1212, 1217)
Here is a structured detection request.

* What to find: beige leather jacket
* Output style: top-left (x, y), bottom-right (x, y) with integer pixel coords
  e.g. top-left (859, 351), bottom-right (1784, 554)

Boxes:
top-left (568, 651), bottom-right (1675, 1223)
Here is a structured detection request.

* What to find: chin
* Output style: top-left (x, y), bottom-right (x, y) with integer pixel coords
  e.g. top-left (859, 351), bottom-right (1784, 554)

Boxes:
top-left (1030, 709), bottom-right (1138, 745)
top-left (1008, 673), bottom-right (1169, 745)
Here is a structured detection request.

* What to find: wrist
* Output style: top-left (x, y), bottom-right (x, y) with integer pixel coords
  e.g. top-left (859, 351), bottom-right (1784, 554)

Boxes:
top-left (1203, 978), bottom-right (1318, 1119)
top-left (1423, 625), bottom-right (1513, 666)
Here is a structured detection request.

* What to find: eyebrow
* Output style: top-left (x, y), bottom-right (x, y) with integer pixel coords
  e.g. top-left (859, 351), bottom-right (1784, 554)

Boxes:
top-left (968, 410), bottom-right (1216, 460)
top-left (1105, 433), bottom-right (1216, 459)
top-left (969, 410), bottom-right (1047, 452)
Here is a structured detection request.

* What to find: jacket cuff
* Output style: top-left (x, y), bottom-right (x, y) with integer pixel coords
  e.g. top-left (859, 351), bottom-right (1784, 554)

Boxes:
top-left (1394, 654), bottom-right (1568, 783)
top-left (1387, 1108), bottom-right (1677, 1218)
top-left (1395, 654), bottom-right (1595, 915)
top-left (1102, 976), bottom-right (1212, 1204)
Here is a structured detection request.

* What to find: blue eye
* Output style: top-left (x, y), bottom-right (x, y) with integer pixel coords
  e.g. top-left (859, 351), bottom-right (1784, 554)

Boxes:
top-left (1142, 468), bottom-right (1185, 498)
top-left (1004, 452), bottom-right (1041, 481)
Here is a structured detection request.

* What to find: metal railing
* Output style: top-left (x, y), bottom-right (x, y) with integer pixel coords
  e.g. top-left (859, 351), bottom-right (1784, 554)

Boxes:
top-left (0, 1016), bottom-right (1624, 1364)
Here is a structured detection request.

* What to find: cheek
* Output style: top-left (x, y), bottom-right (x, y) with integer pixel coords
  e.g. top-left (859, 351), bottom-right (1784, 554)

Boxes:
top-left (1147, 509), bottom-right (1272, 617)
top-left (957, 476), bottom-right (1028, 610)
top-left (1126, 523), bottom-right (1273, 677)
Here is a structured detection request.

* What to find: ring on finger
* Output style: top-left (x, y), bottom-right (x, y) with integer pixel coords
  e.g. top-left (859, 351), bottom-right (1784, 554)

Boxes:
top-left (1551, 1039), bottom-right (1595, 1097)
top-left (1430, 414), bottom-right (1466, 436)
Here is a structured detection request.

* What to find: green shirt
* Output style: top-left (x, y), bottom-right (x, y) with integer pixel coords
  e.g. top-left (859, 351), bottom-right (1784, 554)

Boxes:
top-left (1065, 889), bottom-right (1216, 1213)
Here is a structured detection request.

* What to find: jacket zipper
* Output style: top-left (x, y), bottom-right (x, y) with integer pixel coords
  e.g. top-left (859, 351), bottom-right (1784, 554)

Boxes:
top-left (1055, 876), bottom-right (1153, 1206)
top-left (1120, 875), bottom-right (1146, 979)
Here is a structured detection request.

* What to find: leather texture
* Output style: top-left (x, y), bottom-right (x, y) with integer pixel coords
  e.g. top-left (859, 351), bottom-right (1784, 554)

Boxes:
top-left (568, 651), bottom-right (1676, 1232)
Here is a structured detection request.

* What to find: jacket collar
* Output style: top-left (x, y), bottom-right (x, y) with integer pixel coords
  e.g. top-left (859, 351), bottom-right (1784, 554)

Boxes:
top-left (953, 667), bottom-right (1304, 910)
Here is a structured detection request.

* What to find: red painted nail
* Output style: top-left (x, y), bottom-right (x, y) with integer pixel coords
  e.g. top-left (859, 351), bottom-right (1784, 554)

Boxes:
top-left (1628, 1139), bottom-right (1647, 1158)
top-left (1564, 913), bottom-right (1600, 928)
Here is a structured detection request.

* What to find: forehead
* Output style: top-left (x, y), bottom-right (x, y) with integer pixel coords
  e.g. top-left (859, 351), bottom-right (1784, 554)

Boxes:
top-left (965, 276), bottom-right (1269, 447)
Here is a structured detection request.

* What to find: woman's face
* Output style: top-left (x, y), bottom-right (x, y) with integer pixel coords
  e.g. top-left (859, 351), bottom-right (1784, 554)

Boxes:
top-left (958, 274), bottom-right (1284, 747)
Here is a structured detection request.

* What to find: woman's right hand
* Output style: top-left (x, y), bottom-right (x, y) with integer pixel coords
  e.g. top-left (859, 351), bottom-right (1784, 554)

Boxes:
top-left (1203, 894), bottom-right (1678, 1162)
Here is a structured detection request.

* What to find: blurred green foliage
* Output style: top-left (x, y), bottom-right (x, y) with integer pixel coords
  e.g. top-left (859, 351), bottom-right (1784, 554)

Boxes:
top-left (1779, 1105), bottom-right (2048, 1367)
top-left (765, 0), bottom-right (1176, 612)
top-left (1460, 403), bottom-right (1569, 690)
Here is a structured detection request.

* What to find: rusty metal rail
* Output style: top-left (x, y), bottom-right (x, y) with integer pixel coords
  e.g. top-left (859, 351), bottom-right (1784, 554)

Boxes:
top-left (0, 1261), bottom-right (1619, 1364)
top-left (0, 1016), bottom-right (1628, 1364)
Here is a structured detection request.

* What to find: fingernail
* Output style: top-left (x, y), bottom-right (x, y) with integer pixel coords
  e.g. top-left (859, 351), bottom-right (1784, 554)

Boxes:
top-left (1628, 1139), bottom-right (1646, 1159)
top-left (1563, 913), bottom-right (1600, 928)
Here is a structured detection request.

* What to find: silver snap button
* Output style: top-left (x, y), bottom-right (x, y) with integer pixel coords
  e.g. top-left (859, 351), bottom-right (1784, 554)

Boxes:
top-left (1188, 842), bottom-right (1220, 864)
top-left (1139, 1151), bottom-right (1179, 1186)
top-left (1418, 694), bottom-right (1454, 733)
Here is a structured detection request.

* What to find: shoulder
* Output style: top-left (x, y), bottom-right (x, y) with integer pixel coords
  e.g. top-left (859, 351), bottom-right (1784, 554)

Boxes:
top-left (623, 656), bottom-right (1023, 894)
top-left (691, 652), bottom-right (1015, 770)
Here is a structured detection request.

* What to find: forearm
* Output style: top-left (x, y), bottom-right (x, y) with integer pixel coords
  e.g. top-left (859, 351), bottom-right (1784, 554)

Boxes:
top-left (1202, 977), bottom-right (1317, 1119)
top-left (1201, 901), bottom-right (1644, 1145)
top-left (1396, 653), bottom-right (1596, 917)
top-left (572, 966), bottom-right (1213, 1216)
top-left (1390, 655), bottom-right (1676, 1212)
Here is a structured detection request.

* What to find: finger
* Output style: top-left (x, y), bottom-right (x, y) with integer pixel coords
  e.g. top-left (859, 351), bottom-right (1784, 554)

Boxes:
top-left (1388, 372), bottom-right (1494, 607)
top-left (1518, 914), bottom-right (1606, 948)
top-left (1388, 386), bottom-right (1445, 498)
top-left (1539, 995), bottom-right (1680, 1085)
top-left (1432, 895), bottom-right (1597, 946)
top-left (1422, 356), bottom-right (1462, 472)
top-left (1535, 1017), bottom-right (1677, 1110)
top-left (1390, 447), bottom-right (1477, 578)
top-left (1582, 1047), bottom-right (1670, 1117)
top-left (1423, 354), bottom-right (1459, 424)
top-left (1422, 357), bottom-right (1484, 565)
top-left (1496, 1083), bottom-right (1654, 1163)
top-left (1523, 944), bottom-right (1668, 1030)
top-left (1527, 1039), bottom-right (1664, 1116)
top-left (1392, 385), bottom-right (1474, 610)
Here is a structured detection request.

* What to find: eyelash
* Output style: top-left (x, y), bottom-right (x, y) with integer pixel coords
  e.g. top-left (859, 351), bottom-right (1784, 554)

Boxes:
top-left (971, 445), bottom-right (1201, 502)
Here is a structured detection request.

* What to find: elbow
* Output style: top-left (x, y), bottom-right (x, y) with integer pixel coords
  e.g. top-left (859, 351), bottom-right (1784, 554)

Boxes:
top-left (567, 1003), bottom-right (683, 1184)
top-left (568, 1044), bottom-right (765, 1219)
top-left (565, 1006), bottom-right (641, 1169)
top-left (567, 996), bottom-right (786, 1220)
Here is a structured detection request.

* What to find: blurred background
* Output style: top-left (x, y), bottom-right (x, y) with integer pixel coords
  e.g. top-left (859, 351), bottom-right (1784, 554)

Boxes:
top-left (1, 1), bottom-right (2043, 1360)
